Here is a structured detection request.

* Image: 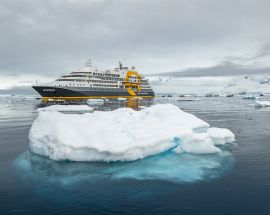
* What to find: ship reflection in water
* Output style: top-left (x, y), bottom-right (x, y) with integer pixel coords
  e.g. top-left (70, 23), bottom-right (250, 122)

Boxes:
top-left (38, 97), bottom-right (155, 110)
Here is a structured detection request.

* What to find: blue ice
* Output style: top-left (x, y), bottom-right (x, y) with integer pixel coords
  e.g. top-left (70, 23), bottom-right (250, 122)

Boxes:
top-left (13, 148), bottom-right (234, 185)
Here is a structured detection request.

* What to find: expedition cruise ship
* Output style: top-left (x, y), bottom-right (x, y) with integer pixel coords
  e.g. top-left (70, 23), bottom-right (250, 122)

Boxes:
top-left (32, 60), bottom-right (155, 100)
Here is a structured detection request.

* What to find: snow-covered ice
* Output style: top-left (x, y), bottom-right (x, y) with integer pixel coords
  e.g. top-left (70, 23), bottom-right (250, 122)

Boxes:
top-left (29, 104), bottom-right (235, 162)
top-left (86, 99), bottom-right (104, 105)
top-left (255, 100), bottom-right (270, 107)
top-left (207, 127), bottom-right (235, 145)
top-left (36, 105), bottom-right (93, 112)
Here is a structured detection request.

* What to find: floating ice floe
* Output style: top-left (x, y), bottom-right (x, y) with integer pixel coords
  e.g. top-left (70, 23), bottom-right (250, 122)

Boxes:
top-left (86, 99), bottom-right (105, 105)
top-left (36, 105), bottom-right (93, 112)
top-left (117, 98), bottom-right (127, 101)
top-left (29, 104), bottom-right (235, 162)
top-left (255, 100), bottom-right (270, 107)
top-left (242, 94), bottom-right (258, 100)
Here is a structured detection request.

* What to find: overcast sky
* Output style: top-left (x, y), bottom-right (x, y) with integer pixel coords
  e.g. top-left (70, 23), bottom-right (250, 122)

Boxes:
top-left (1, 0), bottom-right (270, 77)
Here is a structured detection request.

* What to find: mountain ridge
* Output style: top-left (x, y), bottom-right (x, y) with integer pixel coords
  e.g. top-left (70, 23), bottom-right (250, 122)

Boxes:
top-left (150, 62), bottom-right (270, 77)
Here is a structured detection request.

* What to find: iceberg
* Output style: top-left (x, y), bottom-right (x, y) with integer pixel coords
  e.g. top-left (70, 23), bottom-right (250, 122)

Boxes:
top-left (37, 105), bottom-right (93, 112)
top-left (255, 100), bottom-right (270, 107)
top-left (29, 104), bottom-right (235, 162)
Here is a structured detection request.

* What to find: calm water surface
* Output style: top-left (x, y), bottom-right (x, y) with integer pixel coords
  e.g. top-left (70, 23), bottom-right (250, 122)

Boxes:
top-left (0, 95), bottom-right (270, 215)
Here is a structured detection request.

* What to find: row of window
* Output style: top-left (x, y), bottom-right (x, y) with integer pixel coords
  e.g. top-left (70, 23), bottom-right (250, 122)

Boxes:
top-left (57, 80), bottom-right (150, 87)
top-left (64, 74), bottom-right (141, 80)
top-left (93, 72), bottom-right (120, 77)
top-left (62, 75), bottom-right (88, 78)
top-left (93, 84), bottom-right (119, 88)
top-left (88, 88), bottom-right (125, 91)
top-left (62, 75), bottom-right (123, 81)
top-left (71, 72), bottom-right (95, 74)
top-left (57, 79), bottom-right (118, 83)
top-left (57, 83), bottom-right (152, 90)
top-left (61, 76), bottom-right (148, 83)
top-left (95, 77), bottom-right (124, 81)
top-left (58, 78), bottom-right (147, 84)
top-left (57, 79), bottom-right (150, 86)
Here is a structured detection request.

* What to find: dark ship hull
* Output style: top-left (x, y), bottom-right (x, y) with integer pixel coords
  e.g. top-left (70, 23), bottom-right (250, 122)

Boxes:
top-left (33, 86), bottom-right (155, 100)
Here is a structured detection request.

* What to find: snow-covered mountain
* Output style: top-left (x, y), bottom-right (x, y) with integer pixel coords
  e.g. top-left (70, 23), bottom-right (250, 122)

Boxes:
top-left (154, 61), bottom-right (270, 77)
top-left (149, 62), bottom-right (270, 95)
top-left (149, 74), bottom-right (270, 95)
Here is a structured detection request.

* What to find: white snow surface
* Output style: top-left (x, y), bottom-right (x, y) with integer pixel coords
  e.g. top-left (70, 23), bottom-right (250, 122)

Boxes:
top-left (207, 127), bottom-right (235, 145)
top-left (37, 105), bottom-right (93, 112)
top-left (29, 104), bottom-right (235, 162)
top-left (255, 100), bottom-right (270, 107)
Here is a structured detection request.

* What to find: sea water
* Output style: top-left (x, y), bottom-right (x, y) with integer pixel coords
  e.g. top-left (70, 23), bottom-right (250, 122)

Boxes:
top-left (0, 95), bottom-right (270, 214)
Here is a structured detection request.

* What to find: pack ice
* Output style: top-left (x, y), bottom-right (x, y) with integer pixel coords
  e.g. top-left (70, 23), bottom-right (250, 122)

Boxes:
top-left (29, 104), bottom-right (235, 162)
top-left (255, 100), bottom-right (270, 107)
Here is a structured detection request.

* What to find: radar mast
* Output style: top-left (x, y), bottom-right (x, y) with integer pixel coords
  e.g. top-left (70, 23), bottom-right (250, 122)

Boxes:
top-left (85, 59), bottom-right (92, 68)
top-left (119, 61), bottom-right (123, 70)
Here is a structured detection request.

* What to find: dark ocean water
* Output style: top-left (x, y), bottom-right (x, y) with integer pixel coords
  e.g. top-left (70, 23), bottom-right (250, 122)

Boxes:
top-left (0, 95), bottom-right (270, 215)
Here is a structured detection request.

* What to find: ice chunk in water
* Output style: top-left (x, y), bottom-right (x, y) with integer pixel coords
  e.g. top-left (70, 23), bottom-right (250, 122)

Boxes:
top-left (86, 99), bottom-right (104, 105)
top-left (37, 105), bottom-right (93, 112)
top-left (255, 100), bottom-right (270, 107)
top-left (29, 104), bottom-right (235, 162)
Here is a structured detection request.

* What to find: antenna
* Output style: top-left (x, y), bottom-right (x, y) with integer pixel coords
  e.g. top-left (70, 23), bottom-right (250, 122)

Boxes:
top-left (119, 61), bottom-right (122, 70)
top-left (85, 59), bottom-right (92, 67)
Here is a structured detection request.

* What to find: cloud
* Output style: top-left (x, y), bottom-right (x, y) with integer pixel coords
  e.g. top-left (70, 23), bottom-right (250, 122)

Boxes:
top-left (0, 74), bottom-right (53, 90)
top-left (225, 42), bottom-right (270, 62)
top-left (0, 0), bottom-right (270, 76)
top-left (154, 61), bottom-right (270, 77)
